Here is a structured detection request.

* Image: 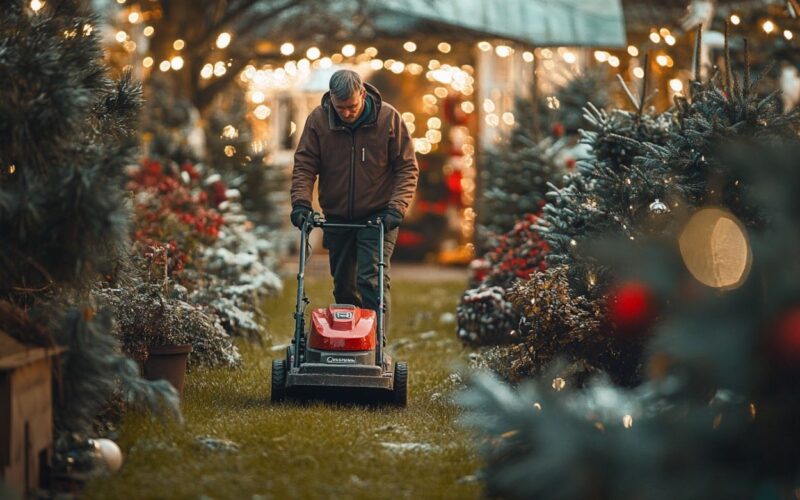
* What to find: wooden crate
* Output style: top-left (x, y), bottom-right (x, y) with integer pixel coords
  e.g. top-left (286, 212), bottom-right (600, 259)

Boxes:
top-left (0, 330), bottom-right (63, 498)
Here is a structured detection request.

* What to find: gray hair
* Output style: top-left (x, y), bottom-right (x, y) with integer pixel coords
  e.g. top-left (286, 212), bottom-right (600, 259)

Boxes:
top-left (329, 69), bottom-right (363, 101)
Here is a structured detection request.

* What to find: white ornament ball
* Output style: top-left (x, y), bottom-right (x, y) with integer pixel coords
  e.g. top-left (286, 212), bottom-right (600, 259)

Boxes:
top-left (94, 438), bottom-right (123, 472)
top-left (649, 198), bottom-right (669, 215)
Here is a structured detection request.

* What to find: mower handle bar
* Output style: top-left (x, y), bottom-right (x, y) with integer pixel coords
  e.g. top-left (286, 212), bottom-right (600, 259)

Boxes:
top-left (293, 211), bottom-right (387, 369)
top-left (301, 211), bottom-right (384, 230)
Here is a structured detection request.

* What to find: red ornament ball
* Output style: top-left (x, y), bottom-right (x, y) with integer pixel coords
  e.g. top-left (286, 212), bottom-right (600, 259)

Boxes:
top-left (552, 122), bottom-right (565, 138)
top-left (772, 308), bottom-right (800, 365)
top-left (608, 281), bottom-right (655, 334)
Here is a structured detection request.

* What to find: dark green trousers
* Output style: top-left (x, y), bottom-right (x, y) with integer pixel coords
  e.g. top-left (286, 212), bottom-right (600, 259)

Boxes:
top-left (322, 225), bottom-right (398, 337)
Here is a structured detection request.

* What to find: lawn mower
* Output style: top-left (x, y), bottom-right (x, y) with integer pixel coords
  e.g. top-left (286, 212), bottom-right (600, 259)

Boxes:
top-left (270, 212), bottom-right (408, 406)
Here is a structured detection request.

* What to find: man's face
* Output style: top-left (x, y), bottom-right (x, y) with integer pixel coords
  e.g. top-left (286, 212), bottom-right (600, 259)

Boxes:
top-left (331, 87), bottom-right (366, 123)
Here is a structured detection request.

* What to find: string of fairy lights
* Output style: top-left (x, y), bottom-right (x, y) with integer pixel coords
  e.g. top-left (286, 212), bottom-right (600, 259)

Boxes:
top-left (28, 0), bottom-right (797, 250)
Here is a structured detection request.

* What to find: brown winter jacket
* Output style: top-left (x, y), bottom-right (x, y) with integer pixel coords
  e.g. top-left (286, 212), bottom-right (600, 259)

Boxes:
top-left (291, 83), bottom-right (419, 221)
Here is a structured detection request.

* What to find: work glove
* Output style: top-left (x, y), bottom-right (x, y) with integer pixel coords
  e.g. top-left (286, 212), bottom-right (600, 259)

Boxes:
top-left (377, 208), bottom-right (403, 230)
top-left (290, 203), bottom-right (312, 229)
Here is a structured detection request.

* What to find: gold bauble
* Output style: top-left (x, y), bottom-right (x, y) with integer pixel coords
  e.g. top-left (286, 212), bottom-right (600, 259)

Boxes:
top-left (678, 208), bottom-right (752, 290)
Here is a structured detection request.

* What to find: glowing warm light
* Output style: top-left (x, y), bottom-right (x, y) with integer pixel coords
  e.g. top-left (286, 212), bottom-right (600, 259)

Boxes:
top-left (127, 11), bottom-right (140, 23)
top-left (594, 51), bottom-right (609, 62)
top-left (404, 41), bottom-right (417, 52)
top-left (213, 61), bottom-right (227, 76)
top-left (633, 67), bottom-right (645, 79)
top-left (390, 61), bottom-right (405, 74)
top-left (485, 113), bottom-right (499, 127)
top-left (406, 123), bottom-right (415, 134)
top-left (254, 105), bottom-right (271, 120)
top-left (623, 415), bottom-right (634, 428)
top-left (342, 44), bottom-right (356, 57)
top-left (478, 41), bottom-right (492, 52)
top-left (170, 56), bottom-right (184, 70)
top-left (224, 145), bottom-right (236, 157)
top-left (414, 138), bottom-right (432, 154)
top-left (222, 125), bottom-right (239, 139)
top-left (495, 45), bottom-right (512, 58)
top-left (369, 59), bottom-right (383, 70)
top-left (730, 14), bottom-right (741, 25)
top-left (303, 47), bottom-right (319, 60)
top-left (365, 47), bottom-right (378, 57)
top-left (402, 112), bottom-right (415, 123)
top-left (522, 51), bottom-right (534, 62)
top-left (251, 91), bottom-right (265, 104)
top-left (502, 112), bottom-right (515, 125)
top-left (319, 57), bottom-right (332, 68)
top-left (427, 117), bottom-right (442, 129)
top-left (200, 63), bottom-right (213, 79)
top-left (438, 42), bottom-right (451, 53)
top-left (785, 30), bottom-right (794, 40)
top-left (407, 63), bottom-right (424, 75)
top-left (115, 31), bottom-right (128, 43)
top-left (423, 94), bottom-right (437, 105)
top-left (649, 32), bottom-right (661, 43)
top-left (656, 54), bottom-right (669, 66)
top-left (608, 56), bottom-right (620, 67)
top-left (216, 32), bottom-right (232, 49)
top-left (173, 39), bottom-right (185, 50)
top-left (762, 20), bottom-right (775, 34)
top-left (143, 26), bottom-right (154, 37)
top-left (659, 27), bottom-right (671, 37)
top-left (280, 42), bottom-right (294, 55)
top-left (627, 45), bottom-right (639, 56)
top-left (158, 60), bottom-right (170, 72)
top-left (665, 35), bottom-right (676, 45)
top-left (30, 0), bottom-right (44, 12)
top-left (331, 53), bottom-right (344, 64)
top-left (482, 99), bottom-right (495, 113)
top-left (679, 208), bottom-right (752, 290)
top-left (142, 56), bottom-right (154, 68)
top-left (426, 130), bottom-right (442, 144)
top-left (562, 51), bottom-right (577, 64)
top-left (434, 87), bottom-right (448, 98)
top-left (461, 101), bottom-right (475, 113)
top-left (669, 78), bottom-right (684, 92)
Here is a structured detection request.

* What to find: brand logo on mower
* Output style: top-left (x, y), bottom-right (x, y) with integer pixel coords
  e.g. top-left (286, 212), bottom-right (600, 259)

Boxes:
top-left (326, 356), bottom-right (356, 364)
top-left (333, 311), bottom-right (354, 320)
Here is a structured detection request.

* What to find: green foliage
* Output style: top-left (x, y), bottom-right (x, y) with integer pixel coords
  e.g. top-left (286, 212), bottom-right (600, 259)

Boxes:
top-left (0, 0), bottom-right (178, 434)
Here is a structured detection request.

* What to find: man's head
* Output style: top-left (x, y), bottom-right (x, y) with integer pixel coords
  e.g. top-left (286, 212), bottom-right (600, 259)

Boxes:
top-left (329, 69), bottom-right (366, 123)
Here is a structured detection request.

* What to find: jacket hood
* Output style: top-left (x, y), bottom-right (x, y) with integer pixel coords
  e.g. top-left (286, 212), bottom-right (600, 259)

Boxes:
top-left (322, 82), bottom-right (383, 129)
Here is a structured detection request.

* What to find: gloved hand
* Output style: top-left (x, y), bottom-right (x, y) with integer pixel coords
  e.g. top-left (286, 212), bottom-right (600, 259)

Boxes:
top-left (290, 203), bottom-right (312, 229)
top-left (377, 208), bottom-right (403, 230)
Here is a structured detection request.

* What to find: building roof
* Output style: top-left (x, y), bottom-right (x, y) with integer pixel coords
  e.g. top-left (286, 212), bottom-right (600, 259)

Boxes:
top-left (373, 0), bottom-right (627, 47)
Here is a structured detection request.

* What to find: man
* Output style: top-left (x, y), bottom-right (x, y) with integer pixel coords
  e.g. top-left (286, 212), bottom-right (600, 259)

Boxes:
top-left (290, 69), bottom-right (419, 334)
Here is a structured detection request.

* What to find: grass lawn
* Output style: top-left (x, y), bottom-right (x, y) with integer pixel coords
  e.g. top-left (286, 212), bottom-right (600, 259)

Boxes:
top-left (84, 276), bottom-right (481, 499)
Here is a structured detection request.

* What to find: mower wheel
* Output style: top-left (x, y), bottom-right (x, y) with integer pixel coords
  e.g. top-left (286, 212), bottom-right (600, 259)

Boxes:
top-left (392, 361), bottom-right (408, 407)
top-left (271, 359), bottom-right (287, 402)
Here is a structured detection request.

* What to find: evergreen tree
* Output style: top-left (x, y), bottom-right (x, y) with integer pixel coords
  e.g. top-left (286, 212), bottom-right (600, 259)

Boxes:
top-left (460, 133), bottom-right (800, 500)
top-left (0, 0), bottom-right (178, 434)
top-left (489, 41), bottom-right (800, 385)
top-left (460, 36), bottom-right (800, 499)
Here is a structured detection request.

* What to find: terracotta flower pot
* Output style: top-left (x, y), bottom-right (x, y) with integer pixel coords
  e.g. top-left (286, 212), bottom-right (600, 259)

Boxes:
top-left (143, 344), bottom-right (193, 396)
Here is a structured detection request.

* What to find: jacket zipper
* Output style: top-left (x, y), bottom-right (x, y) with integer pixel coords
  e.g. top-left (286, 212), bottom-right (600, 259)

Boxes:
top-left (361, 147), bottom-right (365, 162)
top-left (348, 132), bottom-right (355, 220)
